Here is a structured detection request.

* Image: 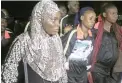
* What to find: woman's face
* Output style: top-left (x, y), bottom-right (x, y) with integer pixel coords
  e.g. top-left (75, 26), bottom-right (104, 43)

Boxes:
top-left (104, 7), bottom-right (118, 23)
top-left (81, 10), bottom-right (96, 29)
top-left (43, 11), bottom-right (61, 35)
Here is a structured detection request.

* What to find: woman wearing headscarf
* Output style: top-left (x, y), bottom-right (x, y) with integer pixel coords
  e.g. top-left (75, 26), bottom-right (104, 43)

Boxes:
top-left (62, 7), bottom-right (96, 83)
top-left (1, 0), bottom-right (67, 83)
top-left (91, 3), bottom-right (122, 83)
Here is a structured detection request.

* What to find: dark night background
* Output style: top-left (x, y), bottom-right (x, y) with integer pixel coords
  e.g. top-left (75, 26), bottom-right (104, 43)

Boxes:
top-left (1, 1), bottom-right (122, 21)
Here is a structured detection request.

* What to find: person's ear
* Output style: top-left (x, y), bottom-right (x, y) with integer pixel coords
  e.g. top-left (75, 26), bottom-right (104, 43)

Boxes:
top-left (68, 4), bottom-right (70, 9)
top-left (103, 12), bottom-right (106, 18)
top-left (80, 16), bottom-right (84, 21)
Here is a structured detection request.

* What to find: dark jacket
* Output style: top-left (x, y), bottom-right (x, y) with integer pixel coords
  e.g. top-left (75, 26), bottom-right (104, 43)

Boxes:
top-left (61, 14), bottom-right (76, 34)
top-left (93, 30), bottom-right (118, 74)
top-left (61, 28), bottom-right (96, 83)
top-left (1, 29), bottom-right (14, 64)
top-left (92, 29), bottom-right (119, 83)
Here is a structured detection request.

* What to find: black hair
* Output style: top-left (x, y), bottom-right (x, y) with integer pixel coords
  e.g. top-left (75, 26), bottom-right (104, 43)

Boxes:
top-left (101, 3), bottom-right (117, 18)
top-left (74, 7), bottom-right (94, 26)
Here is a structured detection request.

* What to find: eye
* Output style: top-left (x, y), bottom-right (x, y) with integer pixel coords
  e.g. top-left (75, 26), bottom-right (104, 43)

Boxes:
top-left (89, 16), bottom-right (96, 22)
top-left (50, 17), bottom-right (60, 24)
top-left (89, 16), bottom-right (94, 20)
top-left (90, 17), bottom-right (92, 20)
top-left (49, 17), bottom-right (55, 22)
top-left (112, 12), bottom-right (115, 14)
top-left (52, 18), bottom-right (57, 22)
top-left (112, 12), bottom-right (118, 15)
top-left (51, 19), bottom-right (55, 22)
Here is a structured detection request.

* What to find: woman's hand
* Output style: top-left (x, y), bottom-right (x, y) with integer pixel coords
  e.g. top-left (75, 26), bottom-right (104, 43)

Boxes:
top-left (64, 62), bottom-right (69, 70)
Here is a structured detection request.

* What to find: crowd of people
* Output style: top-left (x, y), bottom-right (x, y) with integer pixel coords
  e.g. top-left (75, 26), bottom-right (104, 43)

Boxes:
top-left (1, 0), bottom-right (122, 83)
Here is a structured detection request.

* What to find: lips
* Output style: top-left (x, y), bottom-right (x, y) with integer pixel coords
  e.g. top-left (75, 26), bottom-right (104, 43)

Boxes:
top-left (112, 19), bottom-right (117, 23)
top-left (54, 29), bottom-right (59, 32)
top-left (90, 24), bottom-right (94, 27)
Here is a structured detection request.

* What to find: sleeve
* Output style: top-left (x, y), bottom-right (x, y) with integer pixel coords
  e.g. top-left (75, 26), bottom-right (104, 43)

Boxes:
top-left (120, 26), bottom-right (122, 33)
top-left (61, 31), bottom-right (71, 49)
top-left (61, 30), bottom-right (74, 59)
top-left (1, 39), bottom-right (22, 83)
top-left (91, 28), bottom-right (98, 39)
top-left (62, 18), bottom-right (66, 31)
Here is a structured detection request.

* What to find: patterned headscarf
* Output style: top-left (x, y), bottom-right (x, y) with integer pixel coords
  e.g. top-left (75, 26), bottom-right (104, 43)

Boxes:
top-left (2, 0), bottom-right (67, 83)
top-left (26, 0), bottom-right (67, 82)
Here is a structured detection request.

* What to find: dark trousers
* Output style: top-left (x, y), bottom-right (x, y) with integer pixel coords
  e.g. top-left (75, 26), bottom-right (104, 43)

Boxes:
top-left (27, 65), bottom-right (59, 83)
top-left (67, 70), bottom-right (87, 83)
top-left (91, 72), bottom-right (120, 83)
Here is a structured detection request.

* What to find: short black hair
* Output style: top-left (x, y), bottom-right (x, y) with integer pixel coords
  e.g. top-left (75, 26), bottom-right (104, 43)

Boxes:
top-left (101, 3), bottom-right (116, 14)
top-left (100, 3), bottom-right (117, 19)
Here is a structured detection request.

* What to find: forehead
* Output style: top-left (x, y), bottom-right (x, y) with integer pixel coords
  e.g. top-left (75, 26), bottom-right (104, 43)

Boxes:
top-left (84, 10), bottom-right (96, 16)
top-left (68, 1), bottom-right (79, 5)
top-left (106, 7), bottom-right (118, 12)
top-left (47, 11), bottom-right (61, 20)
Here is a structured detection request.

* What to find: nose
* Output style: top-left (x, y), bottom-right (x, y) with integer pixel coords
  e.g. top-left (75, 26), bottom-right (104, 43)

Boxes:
top-left (93, 18), bottom-right (96, 23)
top-left (91, 20), bottom-right (95, 25)
top-left (75, 5), bottom-right (79, 11)
top-left (115, 14), bottom-right (118, 19)
top-left (55, 20), bottom-right (60, 28)
top-left (77, 5), bottom-right (79, 9)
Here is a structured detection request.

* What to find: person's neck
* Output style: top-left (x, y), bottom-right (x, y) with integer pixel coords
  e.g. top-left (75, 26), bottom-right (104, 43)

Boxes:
top-left (68, 11), bottom-right (75, 15)
top-left (104, 20), bottom-right (112, 32)
top-left (81, 24), bottom-right (88, 38)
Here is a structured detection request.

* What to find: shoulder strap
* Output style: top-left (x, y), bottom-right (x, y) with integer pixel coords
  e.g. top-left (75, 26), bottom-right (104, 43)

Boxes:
top-left (60, 15), bottom-right (69, 36)
top-left (64, 29), bottom-right (77, 56)
top-left (18, 36), bottom-right (29, 83)
top-left (23, 58), bottom-right (29, 83)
